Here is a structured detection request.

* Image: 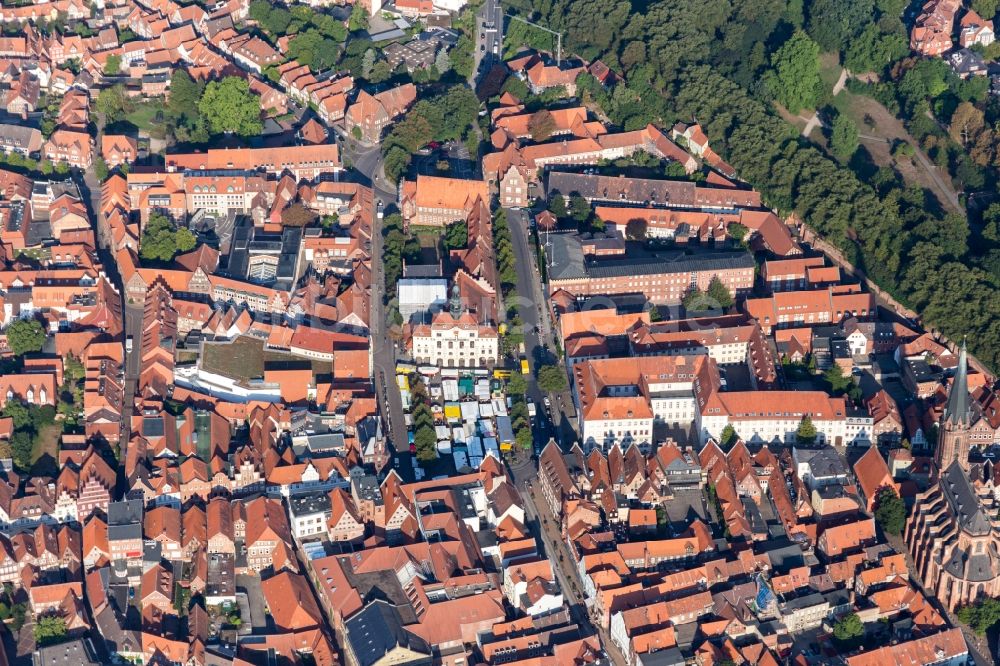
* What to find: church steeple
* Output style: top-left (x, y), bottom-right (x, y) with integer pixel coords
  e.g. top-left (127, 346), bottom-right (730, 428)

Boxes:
top-left (937, 339), bottom-right (974, 471)
top-left (944, 339), bottom-right (971, 427)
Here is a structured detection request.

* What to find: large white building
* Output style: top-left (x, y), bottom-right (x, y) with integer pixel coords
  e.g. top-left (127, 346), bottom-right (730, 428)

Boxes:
top-left (572, 352), bottom-right (872, 451)
top-left (409, 296), bottom-right (499, 369)
top-left (699, 390), bottom-right (872, 447)
top-left (572, 355), bottom-right (717, 452)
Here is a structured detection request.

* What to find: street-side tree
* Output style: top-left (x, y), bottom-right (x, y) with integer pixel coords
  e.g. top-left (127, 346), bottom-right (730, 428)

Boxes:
top-left (506, 372), bottom-right (527, 396)
top-left (537, 365), bottom-right (568, 393)
top-left (414, 426), bottom-right (438, 462)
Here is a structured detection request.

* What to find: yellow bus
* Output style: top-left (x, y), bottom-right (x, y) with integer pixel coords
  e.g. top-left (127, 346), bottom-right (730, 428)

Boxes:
top-left (520, 357), bottom-right (530, 375)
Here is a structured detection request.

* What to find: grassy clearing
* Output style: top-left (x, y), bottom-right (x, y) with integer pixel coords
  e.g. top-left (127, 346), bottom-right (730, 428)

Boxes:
top-left (830, 89), bottom-right (958, 204)
top-left (30, 424), bottom-right (61, 475)
top-left (125, 104), bottom-right (168, 139)
top-left (819, 52), bottom-right (842, 93)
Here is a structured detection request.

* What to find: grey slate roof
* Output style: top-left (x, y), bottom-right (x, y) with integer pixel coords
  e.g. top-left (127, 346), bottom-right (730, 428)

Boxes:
top-left (32, 638), bottom-right (101, 666)
top-left (344, 600), bottom-right (431, 666)
top-left (941, 460), bottom-right (992, 536)
top-left (799, 447), bottom-right (847, 479)
top-left (289, 491), bottom-right (331, 517)
top-left (944, 341), bottom-right (972, 426)
top-left (547, 231), bottom-right (754, 282)
top-left (0, 124), bottom-right (41, 153)
top-left (108, 499), bottom-right (143, 526)
top-left (547, 172), bottom-right (701, 206)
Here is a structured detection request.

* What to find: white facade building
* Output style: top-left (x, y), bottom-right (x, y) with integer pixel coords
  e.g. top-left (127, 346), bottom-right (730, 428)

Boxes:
top-left (698, 390), bottom-right (872, 447)
top-left (410, 309), bottom-right (499, 369)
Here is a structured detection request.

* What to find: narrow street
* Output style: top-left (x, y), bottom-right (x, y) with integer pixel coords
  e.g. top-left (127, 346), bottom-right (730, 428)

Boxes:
top-left (505, 208), bottom-right (578, 448)
top-left (73, 161), bottom-right (136, 474)
top-left (514, 473), bottom-right (628, 666)
top-left (342, 135), bottom-right (409, 473)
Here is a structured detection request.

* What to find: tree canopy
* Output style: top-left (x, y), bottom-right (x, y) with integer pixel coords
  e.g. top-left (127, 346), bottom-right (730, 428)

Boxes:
top-left (873, 486), bottom-right (906, 535)
top-left (767, 30), bottom-right (821, 113)
top-left (625, 218), bottom-right (648, 240)
top-left (832, 612), bottom-right (864, 647)
top-left (492, 0), bottom-right (1000, 373)
top-left (34, 615), bottom-right (67, 647)
top-left (806, 0), bottom-right (873, 53)
top-left (830, 113), bottom-right (859, 159)
top-left (104, 53), bottom-right (121, 75)
top-left (140, 214), bottom-right (197, 262)
top-left (958, 598), bottom-right (1000, 636)
top-left (719, 424), bottom-right (738, 450)
top-left (5, 319), bottom-right (45, 356)
top-left (96, 84), bottom-right (135, 122)
top-left (706, 276), bottom-right (733, 309)
top-left (796, 415), bottom-right (817, 445)
top-left (537, 365), bottom-right (569, 393)
top-left (381, 86), bottom-right (479, 182)
top-left (198, 77), bottom-right (262, 137)
top-left (444, 221), bottom-right (468, 250)
top-left (528, 109), bottom-right (557, 142)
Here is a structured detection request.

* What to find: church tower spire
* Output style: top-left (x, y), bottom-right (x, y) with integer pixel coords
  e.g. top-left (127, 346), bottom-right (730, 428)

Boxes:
top-left (937, 339), bottom-right (973, 471)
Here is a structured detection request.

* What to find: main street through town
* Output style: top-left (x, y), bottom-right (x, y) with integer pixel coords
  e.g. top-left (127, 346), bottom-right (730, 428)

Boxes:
top-left (340, 134), bottom-right (413, 478)
top-left (337, 26), bottom-right (617, 659)
top-left (475, 0), bottom-right (504, 76)
top-left (505, 208), bottom-right (578, 450)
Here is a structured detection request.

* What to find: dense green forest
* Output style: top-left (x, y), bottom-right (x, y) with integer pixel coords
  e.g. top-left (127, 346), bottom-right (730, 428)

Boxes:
top-left (504, 0), bottom-right (1000, 370)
